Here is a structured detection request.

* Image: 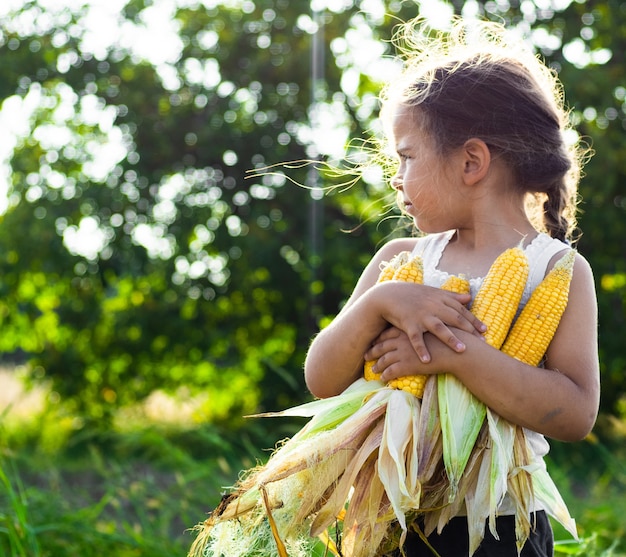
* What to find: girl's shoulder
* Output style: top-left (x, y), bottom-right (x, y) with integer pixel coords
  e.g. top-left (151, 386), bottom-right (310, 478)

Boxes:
top-left (373, 233), bottom-right (450, 269)
top-left (374, 237), bottom-right (421, 261)
top-left (375, 232), bottom-right (452, 259)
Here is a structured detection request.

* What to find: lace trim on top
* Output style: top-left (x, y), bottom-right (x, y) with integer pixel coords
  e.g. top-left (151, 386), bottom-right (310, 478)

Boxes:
top-left (412, 230), bottom-right (568, 309)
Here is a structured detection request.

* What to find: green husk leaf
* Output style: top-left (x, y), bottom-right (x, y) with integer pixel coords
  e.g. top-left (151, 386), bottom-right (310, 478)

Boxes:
top-left (486, 410), bottom-right (515, 535)
top-left (527, 465), bottom-right (578, 540)
top-left (416, 377), bottom-right (441, 484)
top-left (248, 378), bottom-right (383, 440)
top-left (464, 409), bottom-right (515, 554)
top-left (437, 373), bottom-right (486, 501)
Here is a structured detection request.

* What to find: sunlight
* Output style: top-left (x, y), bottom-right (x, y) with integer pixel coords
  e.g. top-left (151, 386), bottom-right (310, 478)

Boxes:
top-left (132, 223), bottom-right (176, 260)
top-left (0, 0), bottom-right (184, 219)
top-left (62, 216), bottom-right (111, 260)
top-left (0, 93), bottom-right (39, 213)
top-left (419, 0), bottom-right (455, 29)
top-left (0, 0), bottom-right (614, 250)
top-left (562, 37), bottom-right (612, 69)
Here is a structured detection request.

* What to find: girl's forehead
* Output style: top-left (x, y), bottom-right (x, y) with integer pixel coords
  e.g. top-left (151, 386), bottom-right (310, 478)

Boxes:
top-left (392, 103), bottom-right (416, 121)
top-left (391, 106), bottom-right (424, 141)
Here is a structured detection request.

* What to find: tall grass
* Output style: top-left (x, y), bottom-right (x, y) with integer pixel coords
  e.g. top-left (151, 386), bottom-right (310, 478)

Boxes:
top-left (0, 457), bottom-right (41, 556)
top-left (0, 368), bottom-right (624, 556)
top-left (0, 422), bottom-right (293, 557)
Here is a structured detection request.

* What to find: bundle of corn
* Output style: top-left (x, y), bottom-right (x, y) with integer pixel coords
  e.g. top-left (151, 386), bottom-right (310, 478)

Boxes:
top-left (188, 247), bottom-right (578, 557)
top-left (459, 249), bottom-right (579, 554)
top-left (188, 377), bottom-right (389, 557)
top-left (361, 253), bottom-right (476, 550)
top-left (437, 245), bottom-right (529, 508)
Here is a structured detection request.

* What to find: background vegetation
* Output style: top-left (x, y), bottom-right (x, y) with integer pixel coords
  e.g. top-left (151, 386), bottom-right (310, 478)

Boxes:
top-left (0, 0), bottom-right (625, 555)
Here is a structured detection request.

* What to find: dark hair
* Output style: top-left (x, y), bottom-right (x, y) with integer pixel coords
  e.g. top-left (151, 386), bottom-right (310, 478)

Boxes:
top-left (380, 18), bottom-right (588, 242)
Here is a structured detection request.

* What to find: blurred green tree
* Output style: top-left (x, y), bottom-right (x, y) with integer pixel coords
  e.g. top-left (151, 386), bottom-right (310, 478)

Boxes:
top-left (0, 0), bottom-right (402, 424)
top-left (0, 0), bottom-right (624, 426)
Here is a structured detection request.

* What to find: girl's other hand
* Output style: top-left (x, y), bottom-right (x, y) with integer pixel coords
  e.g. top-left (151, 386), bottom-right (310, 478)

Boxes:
top-left (374, 282), bottom-right (486, 364)
top-left (364, 327), bottom-right (425, 380)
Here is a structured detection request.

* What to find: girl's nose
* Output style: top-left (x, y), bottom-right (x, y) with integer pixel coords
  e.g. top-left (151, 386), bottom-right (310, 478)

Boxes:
top-left (391, 173), bottom-right (403, 190)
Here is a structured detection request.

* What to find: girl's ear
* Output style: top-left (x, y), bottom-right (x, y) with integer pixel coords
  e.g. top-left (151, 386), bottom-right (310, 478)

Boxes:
top-left (461, 138), bottom-right (491, 186)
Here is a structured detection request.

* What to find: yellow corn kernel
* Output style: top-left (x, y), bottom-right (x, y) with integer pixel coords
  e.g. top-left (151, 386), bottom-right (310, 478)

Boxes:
top-left (363, 359), bottom-right (381, 381)
top-left (501, 249), bottom-right (575, 366)
top-left (388, 374), bottom-right (428, 397)
top-left (392, 255), bottom-right (424, 284)
top-left (441, 274), bottom-right (470, 295)
top-left (471, 246), bottom-right (529, 349)
top-left (377, 251), bottom-right (410, 283)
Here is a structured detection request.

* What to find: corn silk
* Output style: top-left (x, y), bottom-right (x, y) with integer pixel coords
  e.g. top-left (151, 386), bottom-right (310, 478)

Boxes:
top-left (188, 250), bottom-right (578, 557)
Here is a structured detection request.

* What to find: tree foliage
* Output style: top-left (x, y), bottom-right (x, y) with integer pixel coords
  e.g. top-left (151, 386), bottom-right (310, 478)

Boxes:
top-left (0, 0), bottom-right (624, 425)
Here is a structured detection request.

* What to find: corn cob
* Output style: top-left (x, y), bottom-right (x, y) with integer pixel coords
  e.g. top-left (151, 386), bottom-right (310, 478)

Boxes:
top-left (363, 360), bottom-right (380, 381)
top-left (364, 254), bottom-right (427, 397)
top-left (441, 274), bottom-right (470, 295)
top-left (364, 253), bottom-right (411, 382)
top-left (386, 255), bottom-right (425, 396)
top-left (387, 374), bottom-right (428, 398)
top-left (470, 246), bottom-right (529, 349)
top-left (391, 254), bottom-right (424, 283)
top-left (501, 249), bottom-right (575, 366)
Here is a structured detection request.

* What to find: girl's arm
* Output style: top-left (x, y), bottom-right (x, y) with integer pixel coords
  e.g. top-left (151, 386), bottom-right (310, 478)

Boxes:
top-left (304, 238), bottom-right (485, 399)
top-left (378, 252), bottom-right (600, 442)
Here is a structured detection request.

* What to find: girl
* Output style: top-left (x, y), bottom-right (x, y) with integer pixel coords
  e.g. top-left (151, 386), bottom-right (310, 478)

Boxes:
top-left (304, 17), bottom-right (600, 557)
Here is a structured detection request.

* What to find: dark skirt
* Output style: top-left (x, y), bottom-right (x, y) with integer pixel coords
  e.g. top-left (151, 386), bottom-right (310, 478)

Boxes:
top-left (386, 511), bottom-right (554, 557)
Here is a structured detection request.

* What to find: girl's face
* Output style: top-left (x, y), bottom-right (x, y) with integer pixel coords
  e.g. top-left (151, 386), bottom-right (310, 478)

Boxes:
top-left (389, 105), bottom-right (463, 232)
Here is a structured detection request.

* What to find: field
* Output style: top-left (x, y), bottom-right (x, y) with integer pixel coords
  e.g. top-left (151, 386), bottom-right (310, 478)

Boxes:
top-left (1, 367), bottom-right (625, 556)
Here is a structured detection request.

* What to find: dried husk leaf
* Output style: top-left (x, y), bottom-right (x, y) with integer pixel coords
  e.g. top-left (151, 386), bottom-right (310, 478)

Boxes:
top-left (378, 390), bottom-right (422, 547)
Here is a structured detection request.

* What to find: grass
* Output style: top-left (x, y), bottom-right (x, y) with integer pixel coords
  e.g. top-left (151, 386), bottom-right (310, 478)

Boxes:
top-left (1, 367), bottom-right (625, 556)
top-left (0, 423), bottom-right (295, 557)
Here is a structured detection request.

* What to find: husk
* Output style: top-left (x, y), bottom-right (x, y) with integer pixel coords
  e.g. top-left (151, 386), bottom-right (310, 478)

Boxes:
top-left (377, 389), bottom-right (422, 547)
top-left (437, 373), bottom-right (487, 501)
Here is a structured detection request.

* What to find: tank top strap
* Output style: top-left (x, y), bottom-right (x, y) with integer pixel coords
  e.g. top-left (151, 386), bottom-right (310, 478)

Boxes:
top-left (522, 233), bottom-right (570, 307)
top-left (411, 230), bottom-right (456, 288)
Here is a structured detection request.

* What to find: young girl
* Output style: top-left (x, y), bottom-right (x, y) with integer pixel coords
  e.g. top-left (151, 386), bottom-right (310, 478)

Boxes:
top-left (304, 17), bottom-right (600, 557)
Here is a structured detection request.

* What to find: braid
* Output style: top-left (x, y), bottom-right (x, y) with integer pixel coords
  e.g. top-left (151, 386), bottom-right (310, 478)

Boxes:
top-left (542, 178), bottom-right (575, 243)
top-left (518, 145), bottom-right (578, 243)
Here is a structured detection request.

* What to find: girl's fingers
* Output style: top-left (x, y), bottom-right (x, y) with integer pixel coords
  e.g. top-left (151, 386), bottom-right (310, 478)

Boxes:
top-left (443, 302), bottom-right (487, 337)
top-left (406, 330), bottom-right (432, 363)
top-left (373, 327), bottom-right (402, 344)
top-left (365, 329), bottom-right (402, 361)
top-left (422, 318), bottom-right (468, 354)
top-left (442, 292), bottom-right (487, 334)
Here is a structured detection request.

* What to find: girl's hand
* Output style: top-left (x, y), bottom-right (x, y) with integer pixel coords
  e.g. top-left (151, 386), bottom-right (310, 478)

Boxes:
top-left (364, 326), bottom-right (430, 379)
top-left (373, 281), bottom-right (486, 364)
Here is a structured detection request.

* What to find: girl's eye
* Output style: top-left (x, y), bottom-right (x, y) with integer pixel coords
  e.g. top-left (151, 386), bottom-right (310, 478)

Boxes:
top-left (398, 153), bottom-right (409, 161)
